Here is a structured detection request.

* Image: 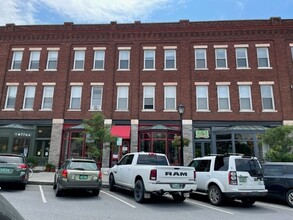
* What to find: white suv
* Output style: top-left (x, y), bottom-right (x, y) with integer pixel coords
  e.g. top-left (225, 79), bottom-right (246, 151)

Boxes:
top-left (188, 154), bottom-right (267, 206)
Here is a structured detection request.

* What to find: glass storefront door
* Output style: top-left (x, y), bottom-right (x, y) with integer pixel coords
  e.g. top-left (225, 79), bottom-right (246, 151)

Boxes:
top-left (35, 140), bottom-right (50, 166)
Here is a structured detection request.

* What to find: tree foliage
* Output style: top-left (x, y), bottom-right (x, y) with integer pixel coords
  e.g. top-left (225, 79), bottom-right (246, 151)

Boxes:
top-left (82, 112), bottom-right (116, 159)
top-left (172, 134), bottom-right (190, 148)
top-left (260, 125), bottom-right (293, 162)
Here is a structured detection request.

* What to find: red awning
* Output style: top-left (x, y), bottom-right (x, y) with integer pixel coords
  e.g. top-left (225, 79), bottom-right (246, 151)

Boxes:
top-left (111, 126), bottom-right (131, 139)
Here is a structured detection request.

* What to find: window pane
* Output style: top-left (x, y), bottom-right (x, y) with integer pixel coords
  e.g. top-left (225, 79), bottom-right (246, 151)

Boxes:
top-left (165, 50), bottom-right (176, 69)
top-left (91, 86), bottom-right (103, 109)
top-left (196, 86), bottom-right (208, 110)
top-left (195, 49), bottom-right (206, 69)
top-left (94, 50), bottom-right (105, 69)
top-left (70, 86), bottom-right (82, 109)
top-left (216, 49), bottom-right (227, 68)
top-left (42, 86), bottom-right (54, 109)
top-left (261, 85), bottom-right (274, 110)
top-left (12, 51), bottom-right (23, 69)
top-left (74, 51), bottom-right (85, 69)
top-left (119, 50), bottom-right (130, 69)
top-left (29, 51), bottom-right (40, 69)
top-left (257, 48), bottom-right (269, 67)
top-left (144, 50), bottom-right (155, 69)
top-left (47, 51), bottom-right (58, 69)
top-left (164, 86), bottom-right (176, 110)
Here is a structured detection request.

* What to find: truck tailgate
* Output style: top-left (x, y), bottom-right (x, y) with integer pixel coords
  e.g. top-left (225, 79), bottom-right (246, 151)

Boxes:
top-left (156, 166), bottom-right (195, 183)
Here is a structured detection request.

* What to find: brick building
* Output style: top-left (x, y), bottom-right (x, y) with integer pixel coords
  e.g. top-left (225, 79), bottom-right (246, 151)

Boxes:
top-left (0, 17), bottom-right (292, 167)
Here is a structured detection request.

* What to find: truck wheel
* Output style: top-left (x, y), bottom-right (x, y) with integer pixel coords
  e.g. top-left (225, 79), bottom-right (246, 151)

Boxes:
top-left (134, 179), bottom-right (145, 203)
top-left (241, 198), bottom-right (256, 207)
top-left (286, 189), bottom-right (293, 207)
top-left (172, 193), bottom-right (186, 202)
top-left (208, 185), bottom-right (223, 206)
top-left (109, 174), bottom-right (116, 192)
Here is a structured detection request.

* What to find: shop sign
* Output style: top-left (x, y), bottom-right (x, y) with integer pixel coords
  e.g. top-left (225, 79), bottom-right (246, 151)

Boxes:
top-left (195, 130), bottom-right (209, 139)
top-left (14, 132), bottom-right (31, 137)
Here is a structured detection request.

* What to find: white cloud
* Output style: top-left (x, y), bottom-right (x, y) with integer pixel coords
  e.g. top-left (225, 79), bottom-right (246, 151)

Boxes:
top-left (0, 0), bottom-right (173, 25)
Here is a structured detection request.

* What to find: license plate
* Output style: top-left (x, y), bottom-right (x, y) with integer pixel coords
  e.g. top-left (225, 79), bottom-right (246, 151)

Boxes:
top-left (0, 168), bottom-right (13, 174)
top-left (79, 175), bottom-right (88, 180)
top-left (171, 184), bottom-right (184, 189)
top-left (239, 176), bottom-right (247, 183)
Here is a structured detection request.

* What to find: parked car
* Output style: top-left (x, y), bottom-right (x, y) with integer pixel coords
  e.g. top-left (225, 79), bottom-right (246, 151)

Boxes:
top-left (0, 153), bottom-right (29, 190)
top-left (262, 162), bottom-right (293, 207)
top-left (188, 154), bottom-right (267, 206)
top-left (0, 194), bottom-right (25, 220)
top-left (53, 158), bottom-right (102, 197)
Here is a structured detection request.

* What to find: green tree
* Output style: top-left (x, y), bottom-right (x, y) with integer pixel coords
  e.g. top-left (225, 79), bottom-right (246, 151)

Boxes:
top-left (260, 125), bottom-right (293, 162)
top-left (172, 134), bottom-right (190, 148)
top-left (82, 112), bottom-right (116, 160)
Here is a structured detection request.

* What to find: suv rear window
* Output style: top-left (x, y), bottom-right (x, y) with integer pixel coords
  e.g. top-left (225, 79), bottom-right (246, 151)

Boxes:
top-left (235, 158), bottom-right (262, 176)
top-left (0, 156), bottom-right (23, 163)
top-left (68, 161), bottom-right (98, 171)
top-left (137, 155), bottom-right (168, 165)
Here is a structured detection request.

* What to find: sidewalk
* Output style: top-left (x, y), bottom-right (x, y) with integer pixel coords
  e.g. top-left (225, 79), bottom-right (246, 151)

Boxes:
top-left (28, 167), bottom-right (109, 187)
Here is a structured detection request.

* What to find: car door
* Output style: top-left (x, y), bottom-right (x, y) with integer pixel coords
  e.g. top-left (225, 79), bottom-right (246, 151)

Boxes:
top-left (263, 164), bottom-right (286, 198)
top-left (189, 159), bottom-right (211, 192)
top-left (115, 155), bottom-right (134, 186)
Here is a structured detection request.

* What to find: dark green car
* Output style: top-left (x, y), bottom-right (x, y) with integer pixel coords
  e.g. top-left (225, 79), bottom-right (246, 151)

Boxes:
top-left (0, 154), bottom-right (29, 190)
top-left (53, 158), bottom-right (102, 197)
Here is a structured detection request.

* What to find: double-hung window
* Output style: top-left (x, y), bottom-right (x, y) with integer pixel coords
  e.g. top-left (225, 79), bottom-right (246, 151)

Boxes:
top-left (164, 85), bottom-right (176, 110)
top-left (23, 85), bottom-right (36, 110)
top-left (41, 85), bottom-right (55, 110)
top-left (143, 48), bottom-right (155, 70)
top-left (164, 47), bottom-right (176, 70)
top-left (235, 46), bottom-right (249, 68)
top-left (260, 83), bottom-right (275, 111)
top-left (69, 85), bottom-right (82, 109)
top-left (196, 84), bottom-right (209, 111)
top-left (11, 50), bottom-right (23, 70)
top-left (4, 85), bottom-right (18, 109)
top-left (256, 45), bottom-right (271, 68)
top-left (93, 48), bottom-right (105, 70)
top-left (217, 84), bottom-right (231, 111)
top-left (90, 84), bottom-right (103, 110)
top-left (194, 47), bottom-right (207, 69)
top-left (73, 48), bottom-right (86, 70)
top-left (28, 49), bottom-right (41, 70)
top-left (238, 84), bottom-right (252, 111)
top-left (118, 48), bottom-right (130, 70)
top-left (143, 85), bottom-right (155, 110)
top-left (46, 49), bottom-right (59, 70)
top-left (116, 85), bottom-right (129, 110)
top-left (215, 46), bottom-right (228, 69)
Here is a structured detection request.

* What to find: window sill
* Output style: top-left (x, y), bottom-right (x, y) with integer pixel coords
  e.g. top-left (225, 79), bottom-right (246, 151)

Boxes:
top-left (239, 110), bottom-right (255, 112)
top-left (217, 110), bottom-right (232, 112)
top-left (117, 69), bottom-right (130, 71)
top-left (262, 110), bottom-right (277, 112)
top-left (8, 69), bottom-right (21, 71)
top-left (44, 69), bottom-right (57, 71)
top-left (71, 69), bottom-right (85, 71)
top-left (236, 67), bottom-right (251, 70)
top-left (194, 68), bottom-right (209, 71)
top-left (67, 109), bottom-right (81, 111)
top-left (20, 109), bottom-right (34, 111)
top-left (2, 108), bottom-right (15, 111)
top-left (163, 110), bottom-right (177, 112)
top-left (142, 69), bottom-right (156, 71)
top-left (91, 69), bottom-right (105, 71)
top-left (257, 67), bottom-right (273, 70)
top-left (89, 109), bottom-right (102, 111)
top-left (163, 68), bottom-right (177, 71)
top-left (142, 109), bottom-right (156, 112)
top-left (215, 67), bottom-right (230, 70)
top-left (115, 109), bottom-right (129, 112)
top-left (196, 109), bottom-right (211, 112)
top-left (26, 69), bottom-right (39, 71)
top-left (39, 109), bottom-right (53, 111)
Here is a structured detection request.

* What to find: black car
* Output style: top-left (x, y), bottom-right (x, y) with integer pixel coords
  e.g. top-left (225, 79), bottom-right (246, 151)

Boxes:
top-left (263, 162), bottom-right (293, 207)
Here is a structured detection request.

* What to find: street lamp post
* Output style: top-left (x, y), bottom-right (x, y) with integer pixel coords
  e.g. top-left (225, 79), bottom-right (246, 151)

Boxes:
top-left (177, 104), bottom-right (185, 166)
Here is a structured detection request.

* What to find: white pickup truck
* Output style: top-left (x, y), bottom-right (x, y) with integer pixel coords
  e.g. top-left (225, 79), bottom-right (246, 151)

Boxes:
top-left (109, 152), bottom-right (197, 203)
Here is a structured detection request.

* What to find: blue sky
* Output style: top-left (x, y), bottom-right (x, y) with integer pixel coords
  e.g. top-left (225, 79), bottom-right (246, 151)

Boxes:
top-left (0, 0), bottom-right (292, 26)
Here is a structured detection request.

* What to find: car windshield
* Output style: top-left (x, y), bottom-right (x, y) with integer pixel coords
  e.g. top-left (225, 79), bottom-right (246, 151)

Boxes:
top-left (68, 161), bottom-right (98, 171)
top-left (137, 155), bottom-right (168, 165)
top-left (235, 158), bottom-right (262, 176)
top-left (0, 156), bottom-right (23, 164)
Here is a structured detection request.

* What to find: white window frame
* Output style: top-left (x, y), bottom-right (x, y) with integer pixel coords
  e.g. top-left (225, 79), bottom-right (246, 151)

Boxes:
top-left (10, 50), bottom-right (23, 70)
top-left (194, 48), bottom-right (207, 69)
top-left (164, 49), bottom-right (176, 70)
top-left (93, 49), bottom-right (105, 70)
top-left (217, 85), bottom-right (231, 111)
top-left (238, 85), bottom-right (253, 111)
top-left (28, 50), bottom-right (41, 70)
top-left (235, 48), bottom-right (249, 69)
top-left (215, 48), bottom-right (228, 69)
top-left (90, 85), bottom-right (103, 110)
top-left (196, 85), bottom-right (209, 111)
top-left (41, 86), bottom-right (54, 110)
top-left (116, 86), bottom-right (129, 111)
top-left (73, 50), bottom-right (85, 70)
top-left (164, 86), bottom-right (176, 111)
top-left (118, 50), bottom-right (130, 70)
top-left (143, 49), bottom-right (155, 70)
top-left (23, 86), bottom-right (36, 110)
top-left (143, 86), bottom-right (155, 110)
top-left (256, 47), bottom-right (271, 68)
top-left (46, 50), bottom-right (58, 70)
top-left (69, 86), bottom-right (82, 110)
top-left (260, 84), bottom-right (275, 111)
top-left (4, 85), bottom-right (18, 109)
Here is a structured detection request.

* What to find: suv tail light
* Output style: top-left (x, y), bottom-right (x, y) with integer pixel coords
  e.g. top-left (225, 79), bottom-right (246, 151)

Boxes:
top-left (18, 164), bottom-right (28, 169)
top-left (229, 171), bottom-right (238, 185)
top-left (149, 169), bottom-right (157, 181)
top-left (98, 171), bottom-right (102, 180)
top-left (62, 169), bottom-right (68, 178)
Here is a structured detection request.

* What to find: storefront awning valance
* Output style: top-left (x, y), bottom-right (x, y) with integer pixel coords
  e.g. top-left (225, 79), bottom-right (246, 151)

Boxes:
top-left (215, 125), bottom-right (268, 133)
top-left (0, 123), bottom-right (34, 130)
top-left (111, 126), bottom-right (131, 139)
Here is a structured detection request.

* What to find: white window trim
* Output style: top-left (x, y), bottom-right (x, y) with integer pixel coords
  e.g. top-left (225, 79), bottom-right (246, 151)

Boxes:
top-left (73, 50), bottom-right (85, 71)
top-left (116, 86), bottom-right (129, 111)
top-left (217, 85), bottom-right (231, 112)
top-left (27, 51), bottom-right (41, 71)
top-left (143, 49), bottom-right (156, 71)
top-left (22, 86), bottom-right (36, 110)
top-left (194, 48), bottom-right (208, 70)
top-left (92, 50), bottom-right (105, 71)
top-left (256, 47), bottom-right (272, 69)
top-left (118, 50), bottom-right (130, 71)
top-left (10, 50), bottom-right (23, 71)
top-left (260, 84), bottom-right (277, 112)
top-left (215, 48), bottom-right (229, 70)
top-left (40, 85), bottom-right (54, 111)
top-left (235, 47), bottom-right (250, 69)
top-left (45, 50), bottom-right (58, 71)
top-left (238, 85), bottom-right (253, 112)
top-left (164, 86), bottom-right (176, 111)
top-left (69, 85), bottom-right (82, 111)
top-left (4, 85), bottom-right (18, 110)
top-left (196, 85), bottom-right (210, 112)
top-left (164, 49), bottom-right (177, 70)
top-left (143, 86), bottom-right (155, 111)
top-left (90, 85), bottom-right (103, 111)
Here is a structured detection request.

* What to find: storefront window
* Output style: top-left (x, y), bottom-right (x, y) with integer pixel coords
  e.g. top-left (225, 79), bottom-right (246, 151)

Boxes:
top-left (12, 137), bottom-right (30, 156)
top-left (235, 133), bottom-right (254, 156)
top-left (0, 137), bottom-right (9, 153)
top-left (70, 132), bottom-right (83, 157)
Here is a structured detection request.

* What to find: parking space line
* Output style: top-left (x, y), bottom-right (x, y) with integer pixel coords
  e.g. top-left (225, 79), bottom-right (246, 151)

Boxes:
top-left (39, 185), bottom-right (47, 203)
top-left (101, 190), bottom-right (136, 208)
top-left (186, 199), bottom-right (234, 215)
